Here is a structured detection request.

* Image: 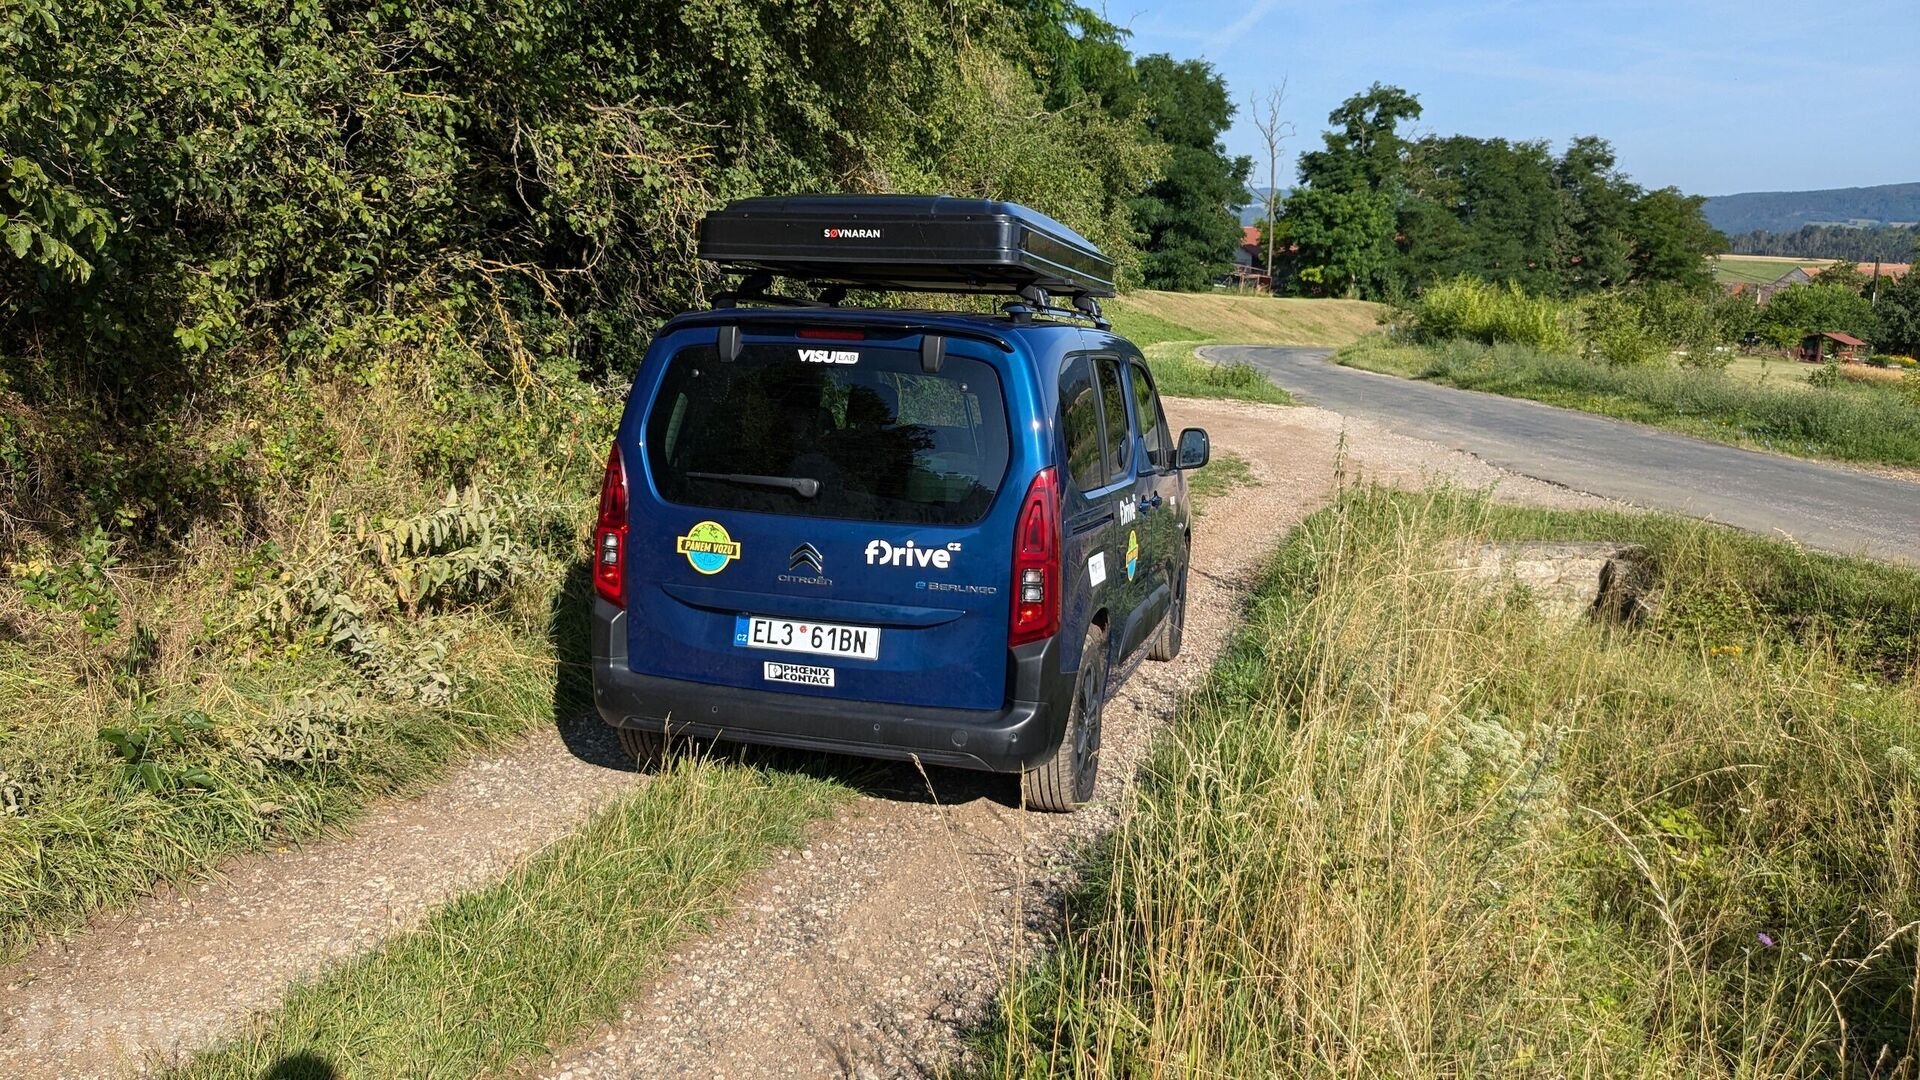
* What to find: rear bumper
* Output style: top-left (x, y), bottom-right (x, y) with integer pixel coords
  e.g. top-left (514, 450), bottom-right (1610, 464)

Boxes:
top-left (589, 598), bottom-right (1071, 772)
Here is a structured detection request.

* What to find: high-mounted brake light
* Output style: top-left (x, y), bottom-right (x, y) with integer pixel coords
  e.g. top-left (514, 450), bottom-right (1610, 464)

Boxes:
top-left (795, 327), bottom-right (866, 341)
top-left (592, 445), bottom-right (628, 606)
top-left (1009, 467), bottom-right (1062, 647)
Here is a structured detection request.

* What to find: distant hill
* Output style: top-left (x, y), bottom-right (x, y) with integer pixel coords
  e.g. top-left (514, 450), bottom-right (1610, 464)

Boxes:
top-left (1237, 187), bottom-right (1289, 226)
top-left (1702, 182), bottom-right (1920, 234)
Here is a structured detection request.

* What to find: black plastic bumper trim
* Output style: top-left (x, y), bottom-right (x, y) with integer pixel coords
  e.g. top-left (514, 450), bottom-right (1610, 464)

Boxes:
top-left (589, 599), bottom-right (1071, 773)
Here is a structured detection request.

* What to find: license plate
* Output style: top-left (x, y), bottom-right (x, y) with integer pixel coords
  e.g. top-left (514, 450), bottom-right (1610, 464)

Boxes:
top-left (734, 615), bottom-right (881, 661)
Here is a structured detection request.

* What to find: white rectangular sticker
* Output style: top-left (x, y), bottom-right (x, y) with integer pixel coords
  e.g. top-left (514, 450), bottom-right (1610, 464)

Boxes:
top-left (764, 661), bottom-right (835, 687)
top-left (1088, 552), bottom-right (1107, 587)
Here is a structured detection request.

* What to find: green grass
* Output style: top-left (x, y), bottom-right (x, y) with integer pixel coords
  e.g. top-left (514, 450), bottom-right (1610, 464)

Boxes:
top-left (168, 756), bottom-right (845, 1079)
top-left (1187, 449), bottom-right (1253, 514)
top-left (1339, 336), bottom-right (1920, 466)
top-left (966, 487), bottom-right (1920, 1077)
top-left (1104, 301), bottom-right (1293, 404)
top-left (1142, 341), bottom-right (1293, 403)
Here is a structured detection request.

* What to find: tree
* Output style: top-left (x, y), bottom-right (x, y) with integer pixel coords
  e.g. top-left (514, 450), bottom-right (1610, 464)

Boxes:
top-left (1282, 83), bottom-right (1421, 299)
top-left (1399, 135), bottom-right (1562, 295)
top-left (1815, 261), bottom-right (1869, 294)
top-left (1247, 80), bottom-right (1295, 285)
top-left (1874, 272), bottom-right (1920, 356)
top-left (1554, 136), bottom-right (1639, 292)
top-left (1627, 188), bottom-right (1727, 289)
top-left (1128, 55), bottom-right (1252, 290)
top-left (1758, 282), bottom-right (1880, 345)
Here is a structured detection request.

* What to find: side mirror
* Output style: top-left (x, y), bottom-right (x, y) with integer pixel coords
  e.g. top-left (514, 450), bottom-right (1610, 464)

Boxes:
top-left (1176, 427), bottom-right (1210, 470)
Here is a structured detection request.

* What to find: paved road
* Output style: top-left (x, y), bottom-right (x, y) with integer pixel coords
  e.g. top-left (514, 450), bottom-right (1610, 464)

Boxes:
top-left (1211, 345), bottom-right (1920, 564)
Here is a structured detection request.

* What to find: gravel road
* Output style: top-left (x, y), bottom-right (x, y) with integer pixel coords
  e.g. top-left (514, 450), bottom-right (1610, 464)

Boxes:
top-left (1218, 345), bottom-right (1920, 563)
top-left (0, 398), bottom-right (1609, 1079)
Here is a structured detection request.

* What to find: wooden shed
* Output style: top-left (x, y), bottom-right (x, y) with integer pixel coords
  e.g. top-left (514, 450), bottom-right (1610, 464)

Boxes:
top-left (1799, 331), bottom-right (1868, 363)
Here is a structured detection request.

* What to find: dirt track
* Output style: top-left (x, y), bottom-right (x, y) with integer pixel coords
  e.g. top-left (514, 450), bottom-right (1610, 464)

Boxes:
top-left (0, 398), bottom-right (1609, 1079)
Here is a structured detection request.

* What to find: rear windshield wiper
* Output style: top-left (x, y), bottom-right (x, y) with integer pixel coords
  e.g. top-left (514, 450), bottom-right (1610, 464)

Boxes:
top-left (685, 471), bottom-right (821, 498)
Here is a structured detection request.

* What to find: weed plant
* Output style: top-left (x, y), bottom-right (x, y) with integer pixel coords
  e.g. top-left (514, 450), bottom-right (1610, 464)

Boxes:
top-left (970, 487), bottom-right (1920, 1077)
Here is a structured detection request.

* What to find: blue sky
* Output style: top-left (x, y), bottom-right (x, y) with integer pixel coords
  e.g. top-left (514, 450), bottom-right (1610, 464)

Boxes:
top-left (1120, 0), bottom-right (1920, 197)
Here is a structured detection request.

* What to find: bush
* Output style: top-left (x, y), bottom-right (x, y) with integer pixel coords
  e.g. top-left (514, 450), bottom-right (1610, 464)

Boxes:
top-left (1578, 291), bottom-right (1663, 367)
top-left (1410, 277), bottom-right (1574, 352)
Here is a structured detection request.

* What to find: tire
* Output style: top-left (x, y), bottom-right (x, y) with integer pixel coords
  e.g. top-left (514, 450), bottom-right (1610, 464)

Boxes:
top-left (1022, 625), bottom-right (1107, 813)
top-left (616, 725), bottom-right (668, 769)
top-left (1148, 556), bottom-right (1187, 662)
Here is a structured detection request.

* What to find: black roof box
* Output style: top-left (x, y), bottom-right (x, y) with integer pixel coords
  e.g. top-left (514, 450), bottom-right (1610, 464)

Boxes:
top-left (698, 195), bottom-right (1116, 299)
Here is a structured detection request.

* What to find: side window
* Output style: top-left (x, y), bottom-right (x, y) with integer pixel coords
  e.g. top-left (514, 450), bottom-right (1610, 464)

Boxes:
top-left (1129, 362), bottom-right (1170, 471)
top-left (1059, 357), bottom-right (1106, 492)
top-left (1094, 356), bottom-right (1132, 482)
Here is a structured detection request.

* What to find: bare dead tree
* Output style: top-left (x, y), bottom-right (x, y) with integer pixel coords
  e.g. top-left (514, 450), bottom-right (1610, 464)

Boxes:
top-left (1249, 80), bottom-right (1296, 290)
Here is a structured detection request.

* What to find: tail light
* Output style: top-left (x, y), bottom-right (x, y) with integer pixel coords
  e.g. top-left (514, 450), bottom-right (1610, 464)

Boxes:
top-left (593, 444), bottom-right (628, 606)
top-left (1010, 467), bottom-right (1062, 646)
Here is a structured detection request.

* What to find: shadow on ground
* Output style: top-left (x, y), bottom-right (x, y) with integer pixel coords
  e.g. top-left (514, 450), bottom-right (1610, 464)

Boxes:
top-left (263, 1052), bottom-right (337, 1079)
top-left (545, 560), bottom-right (1024, 809)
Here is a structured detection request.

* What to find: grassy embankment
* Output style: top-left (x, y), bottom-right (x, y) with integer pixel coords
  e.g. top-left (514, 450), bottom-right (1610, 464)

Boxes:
top-left (970, 486), bottom-right (1920, 1076)
top-left (0, 379), bottom-right (856, 970)
top-left (1341, 337), bottom-right (1920, 466)
top-left (1108, 291), bottom-right (1384, 404)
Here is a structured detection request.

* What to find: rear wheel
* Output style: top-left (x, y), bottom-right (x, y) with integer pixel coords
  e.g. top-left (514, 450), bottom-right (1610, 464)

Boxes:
top-left (616, 726), bottom-right (668, 769)
top-left (1148, 555), bottom-right (1187, 662)
top-left (1022, 625), bottom-right (1107, 813)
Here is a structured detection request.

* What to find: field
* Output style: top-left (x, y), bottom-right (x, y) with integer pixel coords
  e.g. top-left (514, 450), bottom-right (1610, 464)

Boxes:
top-left (1709, 254), bottom-right (1834, 286)
top-left (969, 486), bottom-right (1920, 1076)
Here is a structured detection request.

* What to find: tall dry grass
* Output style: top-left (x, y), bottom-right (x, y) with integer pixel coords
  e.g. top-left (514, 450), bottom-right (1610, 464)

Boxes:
top-left (972, 488), bottom-right (1920, 1078)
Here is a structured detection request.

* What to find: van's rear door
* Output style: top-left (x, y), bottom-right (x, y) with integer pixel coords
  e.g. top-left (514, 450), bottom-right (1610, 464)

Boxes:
top-left (623, 330), bottom-right (1022, 712)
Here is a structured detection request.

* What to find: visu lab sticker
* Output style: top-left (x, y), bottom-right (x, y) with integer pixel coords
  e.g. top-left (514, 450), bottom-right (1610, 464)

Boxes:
top-left (1088, 551), bottom-right (1107, 587)
top-left (764, 661), bottom-right (834, 687)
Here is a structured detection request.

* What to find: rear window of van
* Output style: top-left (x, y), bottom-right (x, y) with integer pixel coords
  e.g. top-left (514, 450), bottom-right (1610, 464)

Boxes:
top-left (645, 343), bottom-right (1012, 525)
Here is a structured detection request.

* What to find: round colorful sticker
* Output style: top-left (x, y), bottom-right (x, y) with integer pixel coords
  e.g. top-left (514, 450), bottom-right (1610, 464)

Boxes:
top-left (1125, 529), bottom-right (1140, 581)
top-left (676, 520), bottom-right (741, 575)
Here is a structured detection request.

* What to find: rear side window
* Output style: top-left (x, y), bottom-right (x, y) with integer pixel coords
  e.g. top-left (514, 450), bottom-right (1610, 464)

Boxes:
top-left (1060, 357), bottom-right (1105, 492)
top-left (1095, 356), bottom-right (1132, 481)
top-left (647, 343), bottom-right (1010, 525)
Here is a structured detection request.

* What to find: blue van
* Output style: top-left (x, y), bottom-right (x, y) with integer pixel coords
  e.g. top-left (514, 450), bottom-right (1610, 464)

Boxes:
top-left (589, 196), bottom-right (1209, 811)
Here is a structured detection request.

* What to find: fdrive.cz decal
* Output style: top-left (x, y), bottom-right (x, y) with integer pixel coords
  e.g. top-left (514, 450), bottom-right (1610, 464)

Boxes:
top-left (676, 520), bottom-right (741, 575)
top-left (865, 538), bottom-right (960, 569)
top-left (1126, 529), bottom-right (1140, 582)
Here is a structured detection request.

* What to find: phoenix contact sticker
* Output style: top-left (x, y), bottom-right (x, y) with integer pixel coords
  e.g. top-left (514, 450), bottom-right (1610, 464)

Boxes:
top-left (1125, 529), bottom-right (1140, 582)
top-left (1088, 551), bottom-right (1107, 587)
top-left (764, 661), bottom-right (834, 687)
top-left (676, 520), bottom-right (741, 575)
